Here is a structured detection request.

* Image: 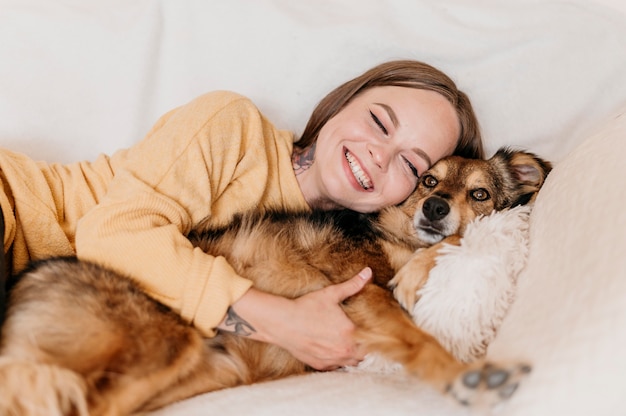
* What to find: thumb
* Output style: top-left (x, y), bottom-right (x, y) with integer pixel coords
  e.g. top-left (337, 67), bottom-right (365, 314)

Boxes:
top-left (331, 267), bottom-right (372, 302)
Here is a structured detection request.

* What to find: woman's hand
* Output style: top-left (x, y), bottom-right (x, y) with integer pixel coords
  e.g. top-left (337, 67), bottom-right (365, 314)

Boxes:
top-left (217, 267), bottom-right (373, 370)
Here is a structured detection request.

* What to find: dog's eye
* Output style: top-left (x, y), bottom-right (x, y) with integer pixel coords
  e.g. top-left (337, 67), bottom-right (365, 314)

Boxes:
top-left (471, 189), bottom-right (490, 201)
top-left (422, 175), bottom-right (438, 188)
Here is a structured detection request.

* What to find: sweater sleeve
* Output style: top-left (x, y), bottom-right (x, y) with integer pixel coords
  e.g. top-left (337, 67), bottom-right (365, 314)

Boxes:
top-left (75, 91), bottom-right (295, 336)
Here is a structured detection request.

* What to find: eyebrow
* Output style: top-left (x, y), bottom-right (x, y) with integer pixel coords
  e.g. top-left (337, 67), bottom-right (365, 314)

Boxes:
top-left (374, 102), bottom-right (399, 128)
top-left (374, 102), bottom-right (433, 167)
top-left (413, 148), bottom-right (432, 167)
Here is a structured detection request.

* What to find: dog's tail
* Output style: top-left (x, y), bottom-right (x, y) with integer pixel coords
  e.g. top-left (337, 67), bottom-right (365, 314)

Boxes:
top-left (0, 357), bottom-right (88, 416)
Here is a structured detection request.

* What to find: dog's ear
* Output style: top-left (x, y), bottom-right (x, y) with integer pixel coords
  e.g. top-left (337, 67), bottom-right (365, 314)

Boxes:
top-left (494, 147), bottom-right (553, 206)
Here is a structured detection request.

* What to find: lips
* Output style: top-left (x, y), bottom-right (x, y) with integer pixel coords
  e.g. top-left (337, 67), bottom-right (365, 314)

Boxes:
top-left (344, 148), bottom-right (373, 190)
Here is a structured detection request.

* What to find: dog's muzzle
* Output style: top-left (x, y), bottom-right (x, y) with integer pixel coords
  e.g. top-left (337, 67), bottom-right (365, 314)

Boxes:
top-left (422, 196), bottom-right (450, 222)
top-left (413, 196), bottom-right (451, 244)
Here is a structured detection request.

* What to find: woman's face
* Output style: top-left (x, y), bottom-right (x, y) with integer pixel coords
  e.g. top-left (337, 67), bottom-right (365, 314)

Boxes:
top-left (297, 86), bottom-right (461, 212)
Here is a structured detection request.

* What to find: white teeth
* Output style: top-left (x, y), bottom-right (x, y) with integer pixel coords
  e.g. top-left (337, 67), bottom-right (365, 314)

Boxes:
top-left (345, 150), bottom-right (372, 190)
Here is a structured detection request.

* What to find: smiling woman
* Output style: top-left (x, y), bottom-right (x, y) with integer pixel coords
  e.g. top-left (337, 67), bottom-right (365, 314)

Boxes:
top-left (0, 59), bottom-right (483, 378)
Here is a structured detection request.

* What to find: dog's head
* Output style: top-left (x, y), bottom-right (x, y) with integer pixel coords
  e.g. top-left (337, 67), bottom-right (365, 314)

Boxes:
top-left (397, 147), bottom-right (552, 246)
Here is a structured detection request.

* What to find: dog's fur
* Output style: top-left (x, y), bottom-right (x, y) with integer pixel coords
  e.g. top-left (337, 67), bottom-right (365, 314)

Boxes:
top-left (0, 148), bottom-right (551, 415)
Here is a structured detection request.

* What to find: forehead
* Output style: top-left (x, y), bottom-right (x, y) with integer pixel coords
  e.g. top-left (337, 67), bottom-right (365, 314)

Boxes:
top-left (354, 86), bottom-right (453, 110)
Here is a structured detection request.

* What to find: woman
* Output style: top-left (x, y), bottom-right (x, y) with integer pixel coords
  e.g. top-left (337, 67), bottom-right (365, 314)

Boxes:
top-left (0, 60), bottom-right (483, 370)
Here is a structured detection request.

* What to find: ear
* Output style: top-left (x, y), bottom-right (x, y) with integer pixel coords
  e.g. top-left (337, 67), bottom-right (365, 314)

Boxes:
top-left (495, 147), bottom-right (553, 205)
top-left (509, 151), bottom-right (552, 189)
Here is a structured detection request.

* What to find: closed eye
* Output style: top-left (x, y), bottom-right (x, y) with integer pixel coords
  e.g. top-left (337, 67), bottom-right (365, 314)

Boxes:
top-left (370, 111), bottom-right (388, 135)
top-left (402, 156), bottom-right (419, 178)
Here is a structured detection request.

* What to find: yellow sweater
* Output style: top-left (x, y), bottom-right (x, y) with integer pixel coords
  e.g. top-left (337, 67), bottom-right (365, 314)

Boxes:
top-left (0, 91), bottom-right (309, 336)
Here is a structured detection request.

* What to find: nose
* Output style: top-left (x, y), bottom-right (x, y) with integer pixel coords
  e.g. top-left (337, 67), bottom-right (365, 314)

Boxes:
top-left (422, 196), bottom-right (450, 221)
top-left (368, 142), bottom-right (390, 172)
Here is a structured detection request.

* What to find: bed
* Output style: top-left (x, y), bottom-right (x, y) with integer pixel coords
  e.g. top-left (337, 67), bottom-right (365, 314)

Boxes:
top-left (1, 1), bottom-right (625, 415)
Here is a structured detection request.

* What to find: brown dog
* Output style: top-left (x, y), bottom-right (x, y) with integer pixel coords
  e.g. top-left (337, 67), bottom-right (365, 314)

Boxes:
top-left (0, 148), bottom-right (551, 415)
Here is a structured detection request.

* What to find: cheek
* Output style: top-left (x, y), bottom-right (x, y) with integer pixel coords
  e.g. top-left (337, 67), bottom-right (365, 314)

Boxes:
top-left (467, 201), bottom-right (495, 219)
top-left (315, 119), bottom-right (346, 152)
top-left (458, 204), bottom-right (477, 230)
top-left (385, 177), bottom-right (419, 206)
top-left (315, 133), bottom-right (344, 171)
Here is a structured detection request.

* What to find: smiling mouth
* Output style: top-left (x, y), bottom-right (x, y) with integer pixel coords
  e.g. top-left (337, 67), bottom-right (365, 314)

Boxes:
top-left (345, 149), bottom-right (373, 190)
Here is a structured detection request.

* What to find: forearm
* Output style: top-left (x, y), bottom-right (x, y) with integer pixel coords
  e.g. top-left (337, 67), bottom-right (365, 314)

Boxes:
top-left (216, 269), bottom-right (372, 370)
top-left (216, 287), bottom-right (287, 344)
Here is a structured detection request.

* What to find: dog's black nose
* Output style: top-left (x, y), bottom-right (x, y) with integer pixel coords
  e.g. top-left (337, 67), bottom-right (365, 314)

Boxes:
top-left (423, 196), bottom-right (450, 221)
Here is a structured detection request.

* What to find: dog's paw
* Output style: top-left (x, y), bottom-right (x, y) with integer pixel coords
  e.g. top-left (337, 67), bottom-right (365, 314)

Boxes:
top-left (447, 362), bottom-right (531, 407)
top-left (389, 249), bottom-right (431, 311)
top-left (389, 272), bottom-right (418, 311)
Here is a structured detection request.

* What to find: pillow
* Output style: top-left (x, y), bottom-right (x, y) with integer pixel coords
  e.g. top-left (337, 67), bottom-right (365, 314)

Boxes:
top-left (484, 109), bottom-right (626, 415)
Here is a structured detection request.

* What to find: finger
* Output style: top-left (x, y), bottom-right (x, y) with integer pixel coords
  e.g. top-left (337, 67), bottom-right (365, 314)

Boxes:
top-left (331, 267), bottom-right (372, 302)
top-left (354, 344), bottom-right (368, 361)
top-left (345, 358), bottom-right (361, 367)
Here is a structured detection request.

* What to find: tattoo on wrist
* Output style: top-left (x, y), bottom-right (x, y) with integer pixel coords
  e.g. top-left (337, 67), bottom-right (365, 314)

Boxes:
top-left (293, 143), bottom-right (316, 175)
top-left (222, 307), bottom-right (256, 337)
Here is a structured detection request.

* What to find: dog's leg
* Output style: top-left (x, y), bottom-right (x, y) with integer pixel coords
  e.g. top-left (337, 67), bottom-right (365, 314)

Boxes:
top-left (138, 337), bottom-right (252, 411)
top-left (0, 357), bottom-right (89, 416)
top-left (389, 235), bottom-right (461, 311)
top-left (1, 298), bottom-right (206, 416)
top-left (141, 336), bottom-right (308, 411)
top-left (346, 284), bottom-right (465, 383)
top-left (87, 327), bottom-right (207, 416)
top-left (1, 259), bottom-right (218, 416)
top-left (345, 284), bottom-right (530, 407)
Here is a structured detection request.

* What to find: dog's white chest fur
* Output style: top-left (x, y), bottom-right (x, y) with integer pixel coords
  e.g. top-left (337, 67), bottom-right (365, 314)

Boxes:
top-left (352, 205), bottom-right (531, 372)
